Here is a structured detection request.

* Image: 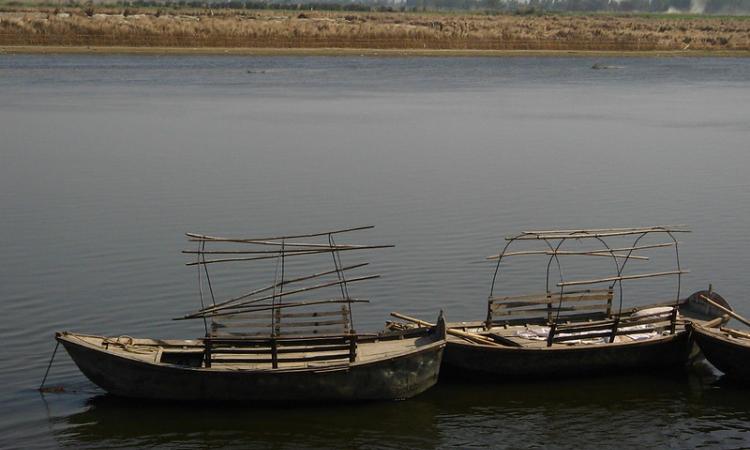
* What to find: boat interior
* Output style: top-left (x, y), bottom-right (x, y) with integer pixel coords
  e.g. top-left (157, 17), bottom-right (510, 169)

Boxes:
top-left (443, 291), bottom-right (727, 349)
top-left (59, 327), bottom-right (441, 371)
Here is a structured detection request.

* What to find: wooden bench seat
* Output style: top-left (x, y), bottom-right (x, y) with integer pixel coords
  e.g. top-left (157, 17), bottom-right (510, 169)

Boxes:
top-left (203, 335), bottom-right (357, 368)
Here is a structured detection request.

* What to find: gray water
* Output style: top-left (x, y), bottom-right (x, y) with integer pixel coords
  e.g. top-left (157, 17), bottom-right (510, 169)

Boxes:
top-left (1, 54), bottom-right (750, 449)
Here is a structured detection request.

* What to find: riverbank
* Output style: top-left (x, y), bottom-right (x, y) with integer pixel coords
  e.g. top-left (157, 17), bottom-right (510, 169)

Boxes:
top-left (3, 45), bottom-right (750, 56)
top-left (1, 9), bottom-right (749, 52)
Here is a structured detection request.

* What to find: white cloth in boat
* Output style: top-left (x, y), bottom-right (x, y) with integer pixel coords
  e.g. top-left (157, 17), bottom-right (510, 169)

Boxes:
top-left (513, 324), bottom-right (660, 344)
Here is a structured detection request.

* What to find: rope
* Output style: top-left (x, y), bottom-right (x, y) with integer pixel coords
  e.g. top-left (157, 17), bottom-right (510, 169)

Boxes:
top-left (39, 341), bottom-right (59, 391)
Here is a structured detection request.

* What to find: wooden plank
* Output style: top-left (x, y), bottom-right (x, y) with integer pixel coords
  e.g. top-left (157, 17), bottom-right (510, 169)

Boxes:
top-left (216, 310), bottom-right (344, 321)
top-left (205, 336), bottom-right (350, 346)
top-left (622, 311), bottom-right (676, 323)
top-left (698, 295), bottom-right (750, 328)
top-left (390, 312), bottom-right (500, 346)
top-left (721, 328), bottom-right (750, 340)
top-left (489, 289), bottom-right (611, 302)
top-left (557, 270), bottom-right (688, 287)
top-left (492, 304), bottom-right (610, 315)
top-left (274, 327), bottom-right (349, 336)
top-left (207, 345), bottom-right (352, 354)
top-left (274, 319), bottom-right (348, 328)
top-left (491, 294), bottom-right (612, 308)
top-left (552, 330), bottom-right (614, 342)
top-left (212, 321), bottom-right (273, 329)
top-left (556, 321), bottom-right (618, 333)
top-left (212, 353), bottom-right (351, 364)
top-left (621, 318), bottom-right (674, 329)
top-left (214, 318), bottom-right (347, 329)
top-left (551, 328), bottom-right (660, 342)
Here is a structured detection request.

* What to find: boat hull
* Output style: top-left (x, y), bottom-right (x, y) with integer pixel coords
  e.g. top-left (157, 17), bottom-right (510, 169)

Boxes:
top-left (443, 332), bottom-right (692, 379)
top-left (690, 324), bottom-right (750, 382)
top-left (58, 334), bottom-right (445, 402)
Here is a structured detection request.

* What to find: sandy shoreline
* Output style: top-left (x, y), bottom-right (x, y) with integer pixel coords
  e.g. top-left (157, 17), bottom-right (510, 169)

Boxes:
top-left (3, 45), bottom-right (750, 57)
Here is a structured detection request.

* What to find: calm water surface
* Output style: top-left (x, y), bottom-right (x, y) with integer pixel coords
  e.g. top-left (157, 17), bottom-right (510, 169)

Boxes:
top-left (1, 55), bottom-right (750, 449)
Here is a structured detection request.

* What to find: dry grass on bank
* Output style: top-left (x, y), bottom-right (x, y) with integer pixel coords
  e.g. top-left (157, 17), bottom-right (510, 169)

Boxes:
top-left (1, 9), bottom-right (749, 51)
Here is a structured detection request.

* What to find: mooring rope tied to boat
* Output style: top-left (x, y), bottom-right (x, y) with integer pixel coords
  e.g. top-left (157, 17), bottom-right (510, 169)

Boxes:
top-left (39, 341), bottom-right (59, 391)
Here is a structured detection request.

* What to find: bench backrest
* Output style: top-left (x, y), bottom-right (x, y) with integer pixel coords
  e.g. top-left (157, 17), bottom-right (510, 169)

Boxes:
top-left (547, 305), bottom-right (677, 346)
top-left (203, 334), bottom-right (357, 368)
top-left (210, 304), bottom-right (352, 338)
top-left (486, 288), bottom-right (614, 327)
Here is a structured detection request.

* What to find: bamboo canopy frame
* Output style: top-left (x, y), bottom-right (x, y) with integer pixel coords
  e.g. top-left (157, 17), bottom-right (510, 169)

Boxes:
top-left (176, 226), bottom-right (393, 339)
top-left (488, 225), bottom-right (690, 325)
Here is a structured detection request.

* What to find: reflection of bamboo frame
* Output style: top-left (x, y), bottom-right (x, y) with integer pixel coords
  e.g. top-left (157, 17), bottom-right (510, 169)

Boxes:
top-left (488, 225), bottom-right (690, 327)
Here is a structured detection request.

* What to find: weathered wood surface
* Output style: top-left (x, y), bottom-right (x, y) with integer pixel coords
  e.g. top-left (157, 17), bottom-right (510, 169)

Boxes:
top-left (390, 312), bottom-right (498, 346)
top-left (698, 294), bottom-right (750, 327)
top-left (690, 323), bottom-right (750, 382)
top-left (56, 329), bottom-right (446, 402)
top-left (443, 296), bottom-right (726, 380)
top-left (443, 331), bottom-right (691, 379)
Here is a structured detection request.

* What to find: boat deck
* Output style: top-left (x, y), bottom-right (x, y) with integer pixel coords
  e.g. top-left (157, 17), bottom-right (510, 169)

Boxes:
top-left (444, 302), bottom-right (723, 349)
top-left (61, 332), bottom-right (437, 370)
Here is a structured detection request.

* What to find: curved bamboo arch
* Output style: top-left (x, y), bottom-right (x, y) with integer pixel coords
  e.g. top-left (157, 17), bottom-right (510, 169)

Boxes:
top-left (488, 226), bottom-right (687, 322)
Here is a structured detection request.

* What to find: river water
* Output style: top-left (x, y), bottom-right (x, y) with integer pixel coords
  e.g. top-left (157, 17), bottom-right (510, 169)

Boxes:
top-left (1, 54), bottom-right (749, 448)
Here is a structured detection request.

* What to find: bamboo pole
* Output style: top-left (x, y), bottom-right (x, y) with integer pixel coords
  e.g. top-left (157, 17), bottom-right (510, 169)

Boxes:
top-left (178, 298), bottom-right (370, 320)
top-left (698, 294), bottom-right (750, 328)
top-left (390, 312), bottom-right (500, 346)
top-left (183, 247), bottom-right (374, 255)
top-left (186, 225), bottom-right (374, 243)
top-left (702, 317), bottom-right (726, 328)
top-left (510, 229), bottom-right (690, 240)
top-left (486, 242), bottom-right (675, 260)
top-left (194, 263), bottom-right (368, 314)
top-left (521, 225), bottom-right (688, 235)
top-left (186, 239), bottom-right (381, 248)
top-left (721, 327), bottom-right (750, 340)
top-left (185, 245), bottom-right (393, 266)
top-left (486, 250), bottom-right (648, 260)
top-left (187, 274), bottom-right (380, 317)
top-left (557, 270), bottom-right (688, 287)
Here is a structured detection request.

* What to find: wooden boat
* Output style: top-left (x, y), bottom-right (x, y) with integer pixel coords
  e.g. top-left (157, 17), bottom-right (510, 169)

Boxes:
top-left (57, 226), bottom-right (446, 402)
top-left (688, 295), bottom-right (750, 382)
top-left (393, 226), bottom-right (728, 379)
top-left (689, 324), bottom-right (750, 382)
